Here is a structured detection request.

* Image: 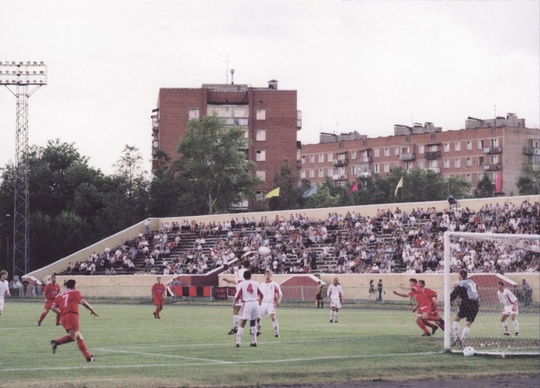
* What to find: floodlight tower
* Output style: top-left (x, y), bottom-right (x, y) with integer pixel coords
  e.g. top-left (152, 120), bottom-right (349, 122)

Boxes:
top-left (0, 61), bottom-right (47, 277)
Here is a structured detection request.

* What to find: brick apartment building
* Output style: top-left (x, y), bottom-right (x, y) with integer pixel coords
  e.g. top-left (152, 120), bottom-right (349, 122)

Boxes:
top-left (151, 80), bottom-right (302, 205)
top-left (300, 113), bottom-right (539, 196)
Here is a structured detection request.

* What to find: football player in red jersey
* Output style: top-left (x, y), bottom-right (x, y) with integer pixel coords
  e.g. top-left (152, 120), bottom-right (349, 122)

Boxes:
top-left (38, 274), bottom-right (61, 326)
top-left (151, 276), bottom-right (167, 319)
top-left (51, 279), bottom-right (99, 362)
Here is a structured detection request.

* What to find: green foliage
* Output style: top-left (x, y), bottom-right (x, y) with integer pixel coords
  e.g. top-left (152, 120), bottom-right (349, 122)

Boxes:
top-left (475, 173), bottom-right (495, 197)
top-left (173, 115), bottom-right (260, 214)
top-left (517, 157), bottom-right (540, 195)
top-left (270, 161), bottom-right (302, 210)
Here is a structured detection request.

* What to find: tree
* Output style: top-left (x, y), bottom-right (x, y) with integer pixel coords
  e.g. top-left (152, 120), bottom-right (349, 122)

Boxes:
top-left (173, 115), bottom-right (260, 215)
top-left (270, 161), bottom-right (301, 210)
top-left (516, 157), bottom-right (540, 195)
top-left (475, 173), bottom-right (495, 197)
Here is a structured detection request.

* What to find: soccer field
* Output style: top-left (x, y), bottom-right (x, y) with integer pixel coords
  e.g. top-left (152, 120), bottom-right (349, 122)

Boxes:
top-left (1, 301), bottom-right (538, 387)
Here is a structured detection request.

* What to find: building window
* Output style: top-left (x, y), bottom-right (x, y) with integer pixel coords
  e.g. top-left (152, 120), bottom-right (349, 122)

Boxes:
top-left (394, 147), bottom-right (400, 156)
top-left (444, 159), bottom-right (450, 169)
top-left (351, 165), bottom-right (357, 174)
top-left (466, 157), bottom-right (472, 167)
top-left (444, 143), bottom-right (450, 152)
top-left (309, 170), bottom-right (315, 178)
top-left (351, 150), bottom-right (357, 160)
top-left (319, 154), bottom-right (324, 163)
top-left (256, 130), bottom-right (266, 141)
top-left (327, 152), bottom-right (333, 162)
top-left (318, 169), bottom-right (324, 178)
top-left (256, 170), bottom-right (266, 182)
top-left (384, 148), bottom-right (390, 157)
top-left (310, 155), bottom-right (315, 163)
top-left (466, 141), bottom-right (472, 150)
top-left (188, 109), bottom-right (199, 119)
top-left (301, 156), bottom-right (306, 164)
top-left (256, 109), bottom-right (266, 120)
top-left (374, 148), bottom-right (380, 157)
top-left (478, 140), bottom-right (484, 149)
top-left (300, 170), bottom-right (306, 179)
top-left (327, 168), bottom-right (333, 176)
top-left (478, 156), bottom-right (484, 166)
top-left (418, 145), bottom-right (424, 154)
top-left (455, 142), bottom-right (461, 151)
top-left (455, 158), bottom-right (461, 168)
top-left (256, 191), bottom-right (265, 201)
top-left (384, 163), bottom-right (389, 173)
top-left (373, 164), bottom-right (380, 174)
top-left (418, 161), bottom-right (425, 169)
top-left (256, 150), bottom-right (266, 162)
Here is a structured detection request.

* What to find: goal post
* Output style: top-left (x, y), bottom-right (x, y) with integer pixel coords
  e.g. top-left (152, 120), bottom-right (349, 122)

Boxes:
top-left (443, 231), bottom-right (540, 357)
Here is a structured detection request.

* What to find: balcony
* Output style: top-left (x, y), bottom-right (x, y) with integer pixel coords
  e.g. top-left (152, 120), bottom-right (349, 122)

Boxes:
top-left (359, 156), bottom-right (372, 163)
top-left (332, 174), bottom-right (348, 181)
top-left (424, 151), bottom-right (441, 160)
top-left (332, 158), bottom-right (349, 167)
top-left (400, 153), bottom-right (416, 161)
top-left (426, 167), bottom-right (440, 174)
top-left (484, 163), bottom-right (501, 171)
top-left (523, 147), bottom-right (540, 156)
top-left (484, 146), bottom-right (502, 154)
top-left (357, 171), bottom-right (372, 178)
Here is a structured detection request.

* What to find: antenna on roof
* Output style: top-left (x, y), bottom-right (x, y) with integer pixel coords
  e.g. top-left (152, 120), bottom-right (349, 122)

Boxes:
top-left (230, 69), bottom-right (235, 85)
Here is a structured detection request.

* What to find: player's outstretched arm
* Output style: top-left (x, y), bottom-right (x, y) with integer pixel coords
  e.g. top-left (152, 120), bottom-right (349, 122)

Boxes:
top-left (82, 301), bottom-right (99, 317)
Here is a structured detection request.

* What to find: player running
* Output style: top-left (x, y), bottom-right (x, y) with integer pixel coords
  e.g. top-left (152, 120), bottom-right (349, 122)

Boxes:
top-left (225, 259), bottom-right (251, 334)
top-left (234, 270), bottom-right (263, 347)
top-left (38, 273), bottom-right (61, 326)
top-left (497, 281), bottom-right (520, 336)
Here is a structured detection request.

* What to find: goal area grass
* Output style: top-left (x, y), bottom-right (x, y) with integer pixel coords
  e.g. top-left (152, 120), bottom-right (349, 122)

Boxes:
top-left (1, 301), bottom-right (538, 387)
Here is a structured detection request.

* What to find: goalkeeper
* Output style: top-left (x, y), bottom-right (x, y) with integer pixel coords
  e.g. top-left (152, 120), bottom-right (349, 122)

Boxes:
top-left (450, 269), bottom-right (479, 348)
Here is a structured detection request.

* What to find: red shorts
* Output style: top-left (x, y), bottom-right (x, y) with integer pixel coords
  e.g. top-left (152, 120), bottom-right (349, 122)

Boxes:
top-left (153, 297), bottom-right (164, 306)
top-left (61, 313), bottom-right (80, 333)
top-left (44, 299), bottom-right (55, 309)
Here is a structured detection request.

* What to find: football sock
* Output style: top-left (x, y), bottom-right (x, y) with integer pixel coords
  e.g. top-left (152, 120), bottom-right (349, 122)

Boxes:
top-left (273, 320), bottom-right (279, 335)
top-left (38, 312), bottom-right (47, 324)
top-left (416, 320), bottom-right (429, 334)
top-left (55, 335), bottom-right (74, 345)
top-left (452, 321), bottom-right (460, 339)
top-left (233, 315), bottom-right (240, 329)
top-left (236, 327), bottom-right (244, 345)
top-left (513, 320), bottom-right (519, 332)
top-left (423, 320), bottom-right (437, 329)
top-left (77, 339), bottom-right (91, 359)
top-left (502, 322), bottom-right (509, 332)
top-left (250, 325), bottom-right (257, 343)
top-left (461, 326), bottom-right (470, 341)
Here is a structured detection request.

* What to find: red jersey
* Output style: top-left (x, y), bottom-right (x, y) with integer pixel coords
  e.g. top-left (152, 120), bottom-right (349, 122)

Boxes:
top-left (53, 289), bottom-right (85, 316)
top-left (152, 283), bottom-right (166, 300)
top-left (408, 284), bottom-right (433, 311)
top-left (43, 282), bottom-right (61, 301)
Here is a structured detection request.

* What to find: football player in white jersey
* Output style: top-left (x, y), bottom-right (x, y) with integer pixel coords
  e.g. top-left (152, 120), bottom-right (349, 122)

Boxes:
top-left (0, 270), bottom-right (11, 316)
top-left (257, 270), bottom-right (282, 338)
top-left (225, 259), bottom-right (251, 335)
top-left (234, 270), bottom-right (263, 347)
top-left (497, 281), bottom-right (520, 336)
top-left (327, 277), bottom-right (343, 323)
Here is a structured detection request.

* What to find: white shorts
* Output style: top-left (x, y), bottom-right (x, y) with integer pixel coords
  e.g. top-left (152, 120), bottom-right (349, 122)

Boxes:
top-left (330, 299), bottom-right (342, 309)
top-left (501, 305), bottom-right (518, 316)
top-left (241, 301), bottom-right (261, 321)
top-left (259, 301), bottom-right (276, 316)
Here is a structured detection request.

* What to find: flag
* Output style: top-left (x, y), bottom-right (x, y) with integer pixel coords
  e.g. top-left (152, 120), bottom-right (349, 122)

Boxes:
top-left (495, 170), bottom-right (502, 193)
top-left (349, 181), bottom-right (359, 194)
top-left (265, 187), bottom-right (280, 199)
top-left (394, 177), bottom-right (404, 197)
top-left (302, 184), bottom-right (318, 198)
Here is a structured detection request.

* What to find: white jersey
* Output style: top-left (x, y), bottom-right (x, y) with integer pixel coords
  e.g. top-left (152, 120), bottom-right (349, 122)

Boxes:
top-left (498, 288), bottom-right (518, 307)
top-left (259, 280), bottom-right (282, 304)
top-left (327, 284), bottom-right (343, 309)
top-left (0, 280), bottom-right (9, 299)
top-left (235, 279), bottom-right (262, 320)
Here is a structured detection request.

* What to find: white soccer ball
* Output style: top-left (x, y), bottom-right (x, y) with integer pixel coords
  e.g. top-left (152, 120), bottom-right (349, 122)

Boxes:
top-left (463, 346), bottom-right (475, 357)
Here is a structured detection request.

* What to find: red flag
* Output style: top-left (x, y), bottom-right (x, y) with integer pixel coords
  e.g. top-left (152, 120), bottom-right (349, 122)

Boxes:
top-left (495, 171), bottom-right (502, 193)
top-left (349, 181), bottom-right (358, 194)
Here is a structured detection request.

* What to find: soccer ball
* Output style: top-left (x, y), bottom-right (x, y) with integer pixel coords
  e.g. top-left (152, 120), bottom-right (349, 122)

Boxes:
top-left (463, 346), bottom-right (475, 357)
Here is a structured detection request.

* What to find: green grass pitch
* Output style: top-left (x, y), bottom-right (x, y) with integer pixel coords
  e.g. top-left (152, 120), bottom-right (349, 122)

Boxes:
top-left (0, 301), bottom-right (538, 387)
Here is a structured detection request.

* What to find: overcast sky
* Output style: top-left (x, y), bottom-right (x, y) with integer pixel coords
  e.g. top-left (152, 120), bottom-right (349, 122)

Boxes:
top-left (1, 0), bottom-right (538, 175)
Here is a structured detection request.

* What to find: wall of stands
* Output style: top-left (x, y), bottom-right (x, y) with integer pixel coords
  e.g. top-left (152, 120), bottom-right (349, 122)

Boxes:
top-left (27, 194), bottom-right (538, 282)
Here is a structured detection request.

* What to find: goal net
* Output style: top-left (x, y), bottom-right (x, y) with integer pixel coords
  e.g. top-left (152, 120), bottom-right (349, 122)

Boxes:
top-left (443, 231), bottom-right (540, 357)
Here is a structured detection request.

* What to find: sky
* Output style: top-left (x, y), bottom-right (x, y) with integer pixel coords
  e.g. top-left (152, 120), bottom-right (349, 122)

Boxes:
top-left (0, 0), bottom-right (538, 175)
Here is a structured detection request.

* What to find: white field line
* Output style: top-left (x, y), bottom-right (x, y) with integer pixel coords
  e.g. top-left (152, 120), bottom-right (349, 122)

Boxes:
top-left (0, 351), bottom-right (442, 373)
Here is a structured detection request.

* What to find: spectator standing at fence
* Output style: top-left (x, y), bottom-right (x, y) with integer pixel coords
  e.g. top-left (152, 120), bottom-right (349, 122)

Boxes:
top-left (521, 279), bottom-right (532, 306)
top-left (50, 279), bottom-right (98, 362)
top-left (0, 270), bottom-right (10, 317)
top-left (151, 277), bottom-right (166, 319)
top-left (497, 281), bottom-right (520, 336)
top-left (327, 277), bottom-right (343, 323)
top-left (368, 279), bottom-right (375, 301)
top-left (316, 281), bottom-right (325, 308)
top-left (38, 274), bottom-right (61, 326)
top-left (257, 269), bottom-right (282, 338)
top-left (377, 279), bottom-right (385, 302)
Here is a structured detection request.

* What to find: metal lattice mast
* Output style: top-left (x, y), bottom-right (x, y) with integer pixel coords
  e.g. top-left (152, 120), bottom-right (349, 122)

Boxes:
top-left (0, 61), bottom-right (47, 277)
